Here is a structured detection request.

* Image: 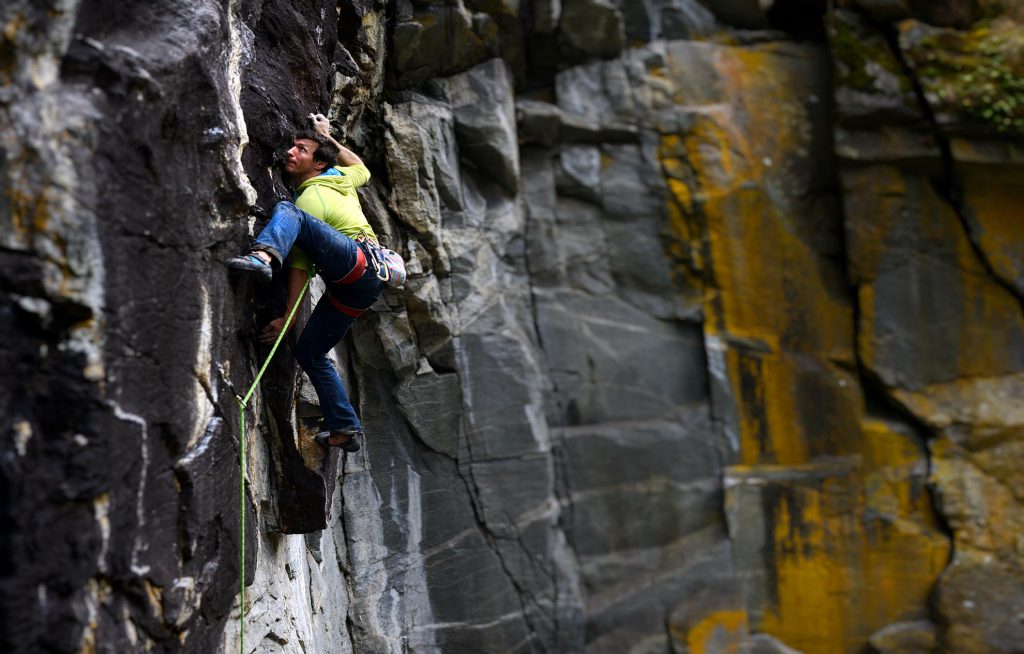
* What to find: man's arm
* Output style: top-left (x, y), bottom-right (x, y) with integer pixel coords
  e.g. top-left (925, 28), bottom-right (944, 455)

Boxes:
top-left (259, 267), bottom-right (309, 344)
top-left (309, 113), bottom-right (362, 166)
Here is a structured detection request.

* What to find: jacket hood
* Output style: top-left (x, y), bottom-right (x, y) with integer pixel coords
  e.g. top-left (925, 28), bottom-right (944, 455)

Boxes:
top-left (297, 169), bottom-right (355, 195)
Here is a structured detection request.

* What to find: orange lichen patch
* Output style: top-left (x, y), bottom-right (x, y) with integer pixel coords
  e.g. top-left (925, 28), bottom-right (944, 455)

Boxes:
top-left (729, 445), bottom-right (949, 653)
top-left (859, 420), bottom-right (950, 632)
top-left (720, 345), bottom-right (861, 465)
top-left (0, 13), bottom-right (25, 85)
top-left (658, 43), bottom-right (857, 466)
top-left (957, 161), bottom-right (1024, 292)
top-left (861, 419), bottom-right (937, 521)
top-left (842, 163), bottom-right (1024, 386)
top-left (681, 610), bottom-right (749, 654)
top-left (2, 13), bottom-right (26, 42)
top-left (659, 133), bottom-right (706, 288)
top-left (8, 183), bottom-right (51, 243)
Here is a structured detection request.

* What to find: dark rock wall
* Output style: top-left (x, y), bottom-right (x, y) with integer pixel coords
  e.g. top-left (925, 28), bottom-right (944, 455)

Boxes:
top-left (2, 0), bottom-right (1022, 652)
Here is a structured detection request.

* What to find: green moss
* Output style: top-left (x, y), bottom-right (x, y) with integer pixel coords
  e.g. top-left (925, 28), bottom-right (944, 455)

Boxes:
top-left (908, 19), bottom-right (1024, 133)
top-left (829, 13), bottom-right (880, 92)
top-left (828, 12), bottom-right (912, 95)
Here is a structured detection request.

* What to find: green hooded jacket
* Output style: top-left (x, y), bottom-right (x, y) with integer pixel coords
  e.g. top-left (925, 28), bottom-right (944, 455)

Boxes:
top-left (289, 163), bottom-right (376, 273)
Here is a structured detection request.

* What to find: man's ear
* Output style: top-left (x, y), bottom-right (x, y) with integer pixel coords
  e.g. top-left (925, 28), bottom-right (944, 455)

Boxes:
top-left (314, 160), bottom-right (327, 171)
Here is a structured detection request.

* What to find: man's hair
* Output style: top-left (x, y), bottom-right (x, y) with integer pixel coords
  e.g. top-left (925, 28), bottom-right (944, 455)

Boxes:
top-left (293, 130), bottom-right (339, 169)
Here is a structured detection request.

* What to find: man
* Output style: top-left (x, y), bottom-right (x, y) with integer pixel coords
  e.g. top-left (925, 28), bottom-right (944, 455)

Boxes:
top-left (227, 114), bottom-right (381, 452)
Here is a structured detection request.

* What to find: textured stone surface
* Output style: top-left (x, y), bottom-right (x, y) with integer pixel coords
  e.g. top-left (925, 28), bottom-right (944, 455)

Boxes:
top-left (868, 619), bottom-right (938, 654)
top-left (4, 1), bottom-right (1024, 653)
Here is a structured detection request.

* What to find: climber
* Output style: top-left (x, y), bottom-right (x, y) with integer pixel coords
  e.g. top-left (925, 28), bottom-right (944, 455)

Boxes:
top-left (227, 113), bottom-right (381, 452)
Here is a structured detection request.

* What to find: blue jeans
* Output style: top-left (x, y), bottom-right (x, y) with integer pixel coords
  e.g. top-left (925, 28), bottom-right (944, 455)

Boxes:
top-left (253, 201), bottom-right (383, 432)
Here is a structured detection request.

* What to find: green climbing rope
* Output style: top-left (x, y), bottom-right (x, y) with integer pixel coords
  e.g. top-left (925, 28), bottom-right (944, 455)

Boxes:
top-left (235, 273), bottom-right (311, 654)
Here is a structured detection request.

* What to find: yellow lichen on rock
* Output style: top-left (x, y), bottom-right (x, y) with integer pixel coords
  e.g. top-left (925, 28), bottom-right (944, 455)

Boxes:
top-left (842, 163), bottom-right (1024, 389)
top-left (679, 609), bottom-right (749, 654)
top-left (661, 42), bottom-right (858, 467)
top-left (727, 424), bottom-right (949, 652)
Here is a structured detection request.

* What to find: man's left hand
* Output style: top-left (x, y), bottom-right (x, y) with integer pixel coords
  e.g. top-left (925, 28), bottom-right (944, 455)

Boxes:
top-left (259, 317), bottom-right (287, 344)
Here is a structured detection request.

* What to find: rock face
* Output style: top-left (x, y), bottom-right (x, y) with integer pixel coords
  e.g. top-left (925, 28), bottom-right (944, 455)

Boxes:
top-left (2, 1), bottom-right (1023, 653)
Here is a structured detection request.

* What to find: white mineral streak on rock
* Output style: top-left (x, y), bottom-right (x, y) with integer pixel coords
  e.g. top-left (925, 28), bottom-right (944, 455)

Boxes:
top-left (343, 466), bottom-right (438, 652)
top-left (93, 493), bottom-right (111, 574)
top-left (109, 402), bottom-right (151, 576)
top-left (393, 471), bottom-right (436, 650)
top-left (186, 290), bottom-right (216, 452)
top-left (177, 417), bottom-right (219, 469)
top-left (77, 578), bottom-right (101, 654)
top-left (223, 0), bottom-right (257, 213)
top-left (13, 420), bottom-right (32, 456)
top-left (705, 333), bottom-right (740, 455)
top-left (221, 534), bottom-right (321, 653)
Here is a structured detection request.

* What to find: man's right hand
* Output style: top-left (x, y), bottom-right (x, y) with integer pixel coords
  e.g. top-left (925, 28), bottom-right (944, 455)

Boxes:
top-left (309, 113), bottom-right (331, 137)
top-left (259, 317), bottom-right (288, 344)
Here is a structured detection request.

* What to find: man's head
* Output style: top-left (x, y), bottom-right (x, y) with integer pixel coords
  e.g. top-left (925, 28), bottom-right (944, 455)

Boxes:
top-left (284, 130), bottom-right (339, 184)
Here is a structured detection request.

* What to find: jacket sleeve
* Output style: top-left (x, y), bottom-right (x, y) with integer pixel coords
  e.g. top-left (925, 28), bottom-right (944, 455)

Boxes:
top-left (338, 163), bottom-right (371, 189)
top-left (286, 247), bottom-right (313, 274)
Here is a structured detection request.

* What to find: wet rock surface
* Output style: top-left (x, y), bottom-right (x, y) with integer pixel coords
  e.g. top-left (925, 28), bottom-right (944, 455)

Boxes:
top-left (2, 1), bottom-right (1023, 653)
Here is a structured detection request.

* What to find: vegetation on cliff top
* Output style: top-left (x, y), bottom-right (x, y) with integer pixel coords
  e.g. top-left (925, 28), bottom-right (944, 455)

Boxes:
top-left (903, 17), bottom-right (1024, 134)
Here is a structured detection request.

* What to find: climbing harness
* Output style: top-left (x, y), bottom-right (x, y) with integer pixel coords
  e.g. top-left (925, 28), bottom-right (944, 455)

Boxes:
top-left (355, 234), bottom-right (407, 288)
top-left (234, 272), bottom-right (311, 654)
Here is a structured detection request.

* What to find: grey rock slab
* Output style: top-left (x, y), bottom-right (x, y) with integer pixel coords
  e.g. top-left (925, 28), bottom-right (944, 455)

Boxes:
top-left (557, 408), bottom-right (719, 494)
top-left (557, 414), bottom-right (723, 558)
top-left (704, 0), bottom-right (771, 28)
top-left (582, 534), bottom-right (736, 653)
top-left (557, 144), bottom-right (603, 203)
top-left (868, 619), bottom-right (938, 654)
top-left (661, 1), bottom-right (720, 39)
top-left (517, 98), bottom-right (640, 146)
top-left (374, 310), bottom-right (421, 377)
top-left (391, 2), bottom-right (498, 87)
top-left (535, 289), bottom-right (707, 426)
top-left (614, 0), bottom-right (719, 42)
top-left (394, 370), bottom-right (462, 457)
top-left (467, 454), bottom-right (555, 536)
top-left (403, 271), bottom-right (458, 371)
top-left (751, 633), bottom-right (806, 654)
top-left (560, 0), bottom-right (626, 60)
top-left (517, 98), bottom-right (564, 146)
top-left (455, 328), bottom-right (551, 460)
top-left (534, 195), bottom-right (616, 295)
top-left (384, 100), bottom-right (460, 247)
top-left (556, 54), bottom-right (649, 127)
top-left (533, 0), bottom-right (563, 33)
top-left (442, 58), bottom-right (520, 195)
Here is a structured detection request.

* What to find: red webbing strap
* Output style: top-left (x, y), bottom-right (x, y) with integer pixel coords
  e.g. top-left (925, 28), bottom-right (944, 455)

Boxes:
top-left (331, 247), bottom-right (366, 286)
top-left (326, 293), bottom-right (365, 317)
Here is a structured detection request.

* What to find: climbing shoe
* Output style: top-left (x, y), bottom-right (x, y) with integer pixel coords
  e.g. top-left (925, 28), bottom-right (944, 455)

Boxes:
top-left (314, 428), bottom-right (362, 453)
top-left (226, 253), bottom-right (273, 282)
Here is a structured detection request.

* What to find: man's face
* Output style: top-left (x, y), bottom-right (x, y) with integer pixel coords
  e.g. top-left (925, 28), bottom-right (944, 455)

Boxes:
top-left (284, 139), bottom-right (324, 181)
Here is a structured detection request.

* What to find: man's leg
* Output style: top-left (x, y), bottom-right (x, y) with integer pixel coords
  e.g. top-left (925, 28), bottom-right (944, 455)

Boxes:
top-left (250, 202), bottom-right (360, 281)
top-left (294, 299), bottom-right (361, 433)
